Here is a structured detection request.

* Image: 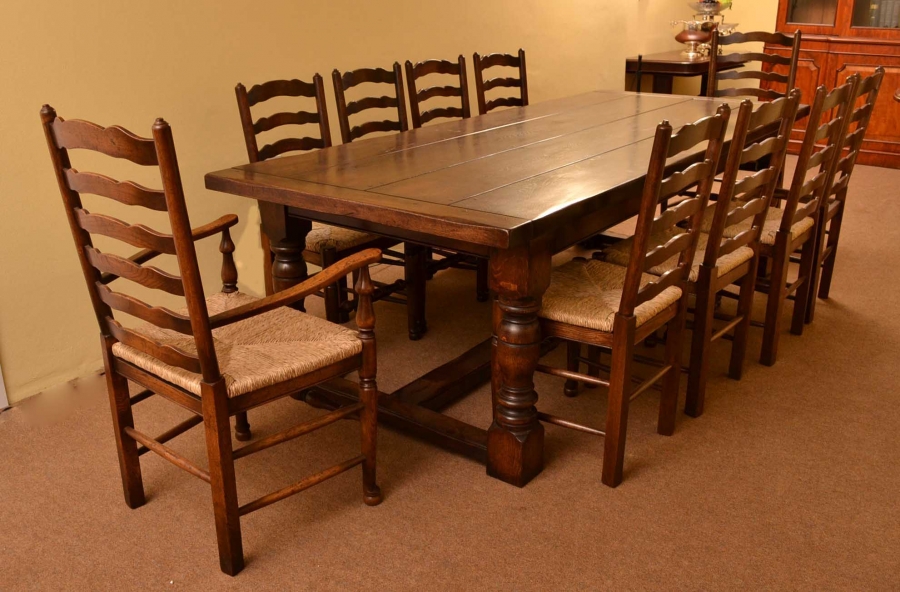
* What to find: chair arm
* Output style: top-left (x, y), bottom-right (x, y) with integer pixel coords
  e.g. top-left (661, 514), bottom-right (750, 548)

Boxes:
top-left (99, 214), bottom-right (240, 285)
top-left (208, 248), bottom-right (383, 328)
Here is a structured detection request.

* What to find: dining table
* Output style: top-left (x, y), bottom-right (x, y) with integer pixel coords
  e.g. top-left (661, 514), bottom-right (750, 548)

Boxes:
top-left (206, 89), bottom-right (790, 487)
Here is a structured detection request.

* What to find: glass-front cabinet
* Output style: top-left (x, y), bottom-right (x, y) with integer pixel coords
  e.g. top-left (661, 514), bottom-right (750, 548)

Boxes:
top-left (775, 0), bottom-right (900, 168)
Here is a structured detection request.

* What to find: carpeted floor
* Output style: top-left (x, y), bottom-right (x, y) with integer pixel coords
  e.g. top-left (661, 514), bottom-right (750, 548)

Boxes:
top-left (2, 160), bottom-right (899, 591)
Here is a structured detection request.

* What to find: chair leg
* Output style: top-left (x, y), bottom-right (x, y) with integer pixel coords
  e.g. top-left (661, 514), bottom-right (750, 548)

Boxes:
top-left (685, 270), bottom-right (715, 418)
top-left (760, 238), bottom-right (790, 367)
top-left (659, 299), bottom-right (686, 435)
top-left (321, 247), bottom-right (343, 324)
top-left (816, 206), bottom-right (845, 305)
top-left (404, 243), bottom-right (428, 341)
top-left (564, 341), bottom-right (581, 397)
top-left (233, 412), bottom-right (251, 442)
top-left (791, 237), bottom-right (815, 336)
top-left (359, 374), bottom-right (382, 506)
top-left (201, 381), bottom-right (244, 577)
top-left (585, 345), bottom-right (602, 389)
top-left (602, 315), bottom-right (635, 488)
top-left (729, 256), bottom-right (759, 380)
top-left (101, 337), bottom-right (145, 509)
top-left (476, 258), bottom-right (490, 302)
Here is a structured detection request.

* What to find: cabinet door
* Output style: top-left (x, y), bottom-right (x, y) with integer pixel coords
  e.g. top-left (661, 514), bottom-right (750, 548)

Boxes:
top-left (831, 53), bottom-right (900, 167)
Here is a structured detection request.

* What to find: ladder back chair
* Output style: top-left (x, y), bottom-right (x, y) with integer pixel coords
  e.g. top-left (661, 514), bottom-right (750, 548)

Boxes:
top-left (707, 30), bottom-right (802, 100)
top-left (404, 56), bottom-right (471, 128)
top-left (472, 49), bottom-right (528, 115)
top-left (332, 62), bottom-right (409, 144)
top-left (806, 67), bottom-right (885, 322)
top-left (404, 55), bottom-right (489, 302)
top-left (535, 105), bottom-right (731, 487)
top-left (601, 93), bottom-right (800, 418)
top-left (235, 75), bottom-right (399, 323)
top-left (727, 78), bottom-right (858, 366)
top-left (41, 106), bottom-right (383, 576)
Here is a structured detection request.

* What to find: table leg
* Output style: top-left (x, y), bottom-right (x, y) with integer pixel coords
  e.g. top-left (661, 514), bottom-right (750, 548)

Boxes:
top-left (652, 74), bottom-right (674, 95)
top-left (259, 203), bottom-right (311, 310)
top-left (486, 242), bottom-right (551, 487)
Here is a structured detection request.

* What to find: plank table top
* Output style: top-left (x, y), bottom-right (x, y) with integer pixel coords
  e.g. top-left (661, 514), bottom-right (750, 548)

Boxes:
top-left (206, 91), bottom-right (745, 255)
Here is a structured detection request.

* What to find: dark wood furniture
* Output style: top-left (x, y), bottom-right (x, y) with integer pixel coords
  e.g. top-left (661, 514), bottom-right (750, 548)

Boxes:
top-left (755, 77), bottom-right (858, 365)
top-left (807, 67), bottom-right (885, 321)
top-left (333, 63), bottom-right (409, 143)
top-left (206, 91), bottom-right (782, 488)
top-left (42, 107), bottom-right (382, 576)
top-left (472, 49), bottom-right (528, 115)
top-left (235, 75), bottom-right (399, 323)
top-left (405, 56), bottom-right (471, 127)
top-left (625, 50), bottom-right (747, 95)
top-left (534, 106), bottom-right (729, 487)
top-left (707, 30), bottom-right (802, 99)
top-left (769, 0), bottom-right (900, 168)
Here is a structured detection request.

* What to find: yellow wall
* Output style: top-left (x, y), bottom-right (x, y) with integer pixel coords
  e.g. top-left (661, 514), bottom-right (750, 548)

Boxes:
top-left (0, 0), bottom-right (776, 404)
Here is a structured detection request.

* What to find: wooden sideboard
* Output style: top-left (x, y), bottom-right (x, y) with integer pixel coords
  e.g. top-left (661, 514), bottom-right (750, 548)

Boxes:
top-left (767, 0), bottom-right (900, 168)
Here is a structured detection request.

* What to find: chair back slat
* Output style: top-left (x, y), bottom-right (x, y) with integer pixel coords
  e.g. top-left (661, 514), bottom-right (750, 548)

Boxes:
top-left (618, 105), bottom-right (730, 314)
top-left (405, 56), bottom-right (471, 128)
top-left (473, 49), bottom-right (528, 115)
top-left (41, 106), bottom-right (222, 385)
top-left (107, 318), bottom-right (202, 373)
top-left (76, 209), bottom-right (177, 254)
top-left (708, 30), bottom-right (801, 100)
top-left (97, 284), bottom-right (193, 334)
top-left (50, 118), bottom-right (159, 165)
top-left (236, 74), bottom-right (331, 163)
top-left (779, 78), bottom-right (859, 235)
top-left (703, 93), bottom-right (800, 268)
top-left (333, 63), bottom-right (408, 144)
top-left (85, 246), bottom-right (185, 296)
top-left (65, 169), bottom-right (168, 211)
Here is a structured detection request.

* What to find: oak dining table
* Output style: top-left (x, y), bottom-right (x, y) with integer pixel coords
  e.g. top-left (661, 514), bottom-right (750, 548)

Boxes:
top-left (206, 89), bottom-right (758, 487)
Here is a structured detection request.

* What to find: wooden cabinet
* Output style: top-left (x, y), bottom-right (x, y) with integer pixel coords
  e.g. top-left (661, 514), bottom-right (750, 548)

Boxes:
top-left (770, 0), bottom-right (900, 167)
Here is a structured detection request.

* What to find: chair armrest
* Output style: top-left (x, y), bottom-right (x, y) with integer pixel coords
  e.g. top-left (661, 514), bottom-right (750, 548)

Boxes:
top-left (98, 214), bottom-right (240, 285)
top-left (208, 248), bottom-right (383, 328)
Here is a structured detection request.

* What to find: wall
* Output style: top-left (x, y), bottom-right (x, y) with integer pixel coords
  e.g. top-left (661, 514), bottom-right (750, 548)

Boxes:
top-left (0, 0), bottom-right (775, 404)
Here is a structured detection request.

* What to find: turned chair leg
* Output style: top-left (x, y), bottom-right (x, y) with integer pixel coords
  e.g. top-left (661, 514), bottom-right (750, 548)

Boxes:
top-left (233, 412), bottom-right (251, 442)
top-left (729, 257), bottom-right (759, 381)
top-left (476, 258), bottom-right (490, 302)
top-left (602, 315), bottom-right (635, 488)
top-left (685, 271), bottom-right (715, 418)
top-left (355, 266), bottom-right (382, 506)
top-left (201, 381), bottom-right (244, 577)
top-left (564, 341), bottom-right (581, 397)
top-left (760, 239), bottom-right (790, 367)
top-left (101, 338), bottom-right (145, 509)
top-left (659, 300), bottom-right (686, 435)
top-left (585, 345), bottom-right (602, 389)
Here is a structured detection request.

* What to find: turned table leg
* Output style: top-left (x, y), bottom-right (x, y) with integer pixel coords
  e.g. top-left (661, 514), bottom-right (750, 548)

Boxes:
top-left (260, 204), bottom-right (311, 310)
top-left (486, 242), bottom-right (551, 487)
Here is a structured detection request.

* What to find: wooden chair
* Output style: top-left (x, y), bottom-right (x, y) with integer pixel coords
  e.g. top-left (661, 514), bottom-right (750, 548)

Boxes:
top-left (600, 93), bottom-right (800, 417)
top-left (535, 105), bottom-right (730, 487)
top-left (404, 55), bottom-right (489, 302)
top-left (806, 67), bottom-right (885, 323)
top-left (235, 75), bottom-right (399, 324)
top-left (332, 62), bottom-right (409, 143)
top-left (721, 78), bottom-right (858, 366)
top-left (41, 106), bottom-right (382, 576)
top-left (707, 31), bottom-right (801, 100)
top-left (472, 49), bottom-right (528, 115)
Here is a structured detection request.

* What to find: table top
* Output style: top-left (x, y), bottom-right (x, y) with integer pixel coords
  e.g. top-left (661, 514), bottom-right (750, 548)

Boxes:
top-left (206, 91), bottom-right (744, 253)
top-left (625, 50), bottom-right (744, 75)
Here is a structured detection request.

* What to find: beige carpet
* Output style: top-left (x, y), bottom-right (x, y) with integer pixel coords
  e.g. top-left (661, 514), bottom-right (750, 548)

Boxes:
top-left (2, 160), bottom-right (899, 590)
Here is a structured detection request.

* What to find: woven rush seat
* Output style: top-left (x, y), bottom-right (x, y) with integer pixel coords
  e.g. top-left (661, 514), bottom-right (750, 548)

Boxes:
top-left (701, 203), bottom-right (814, 245)
top-left (112, 291), bottom-right (362, 397)
top-left (306, 222), bottom-right (377, 254)
top-left (599, 228), bottom-right (754, 282)
top-left (539, 258), bottom-right (683, 332)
